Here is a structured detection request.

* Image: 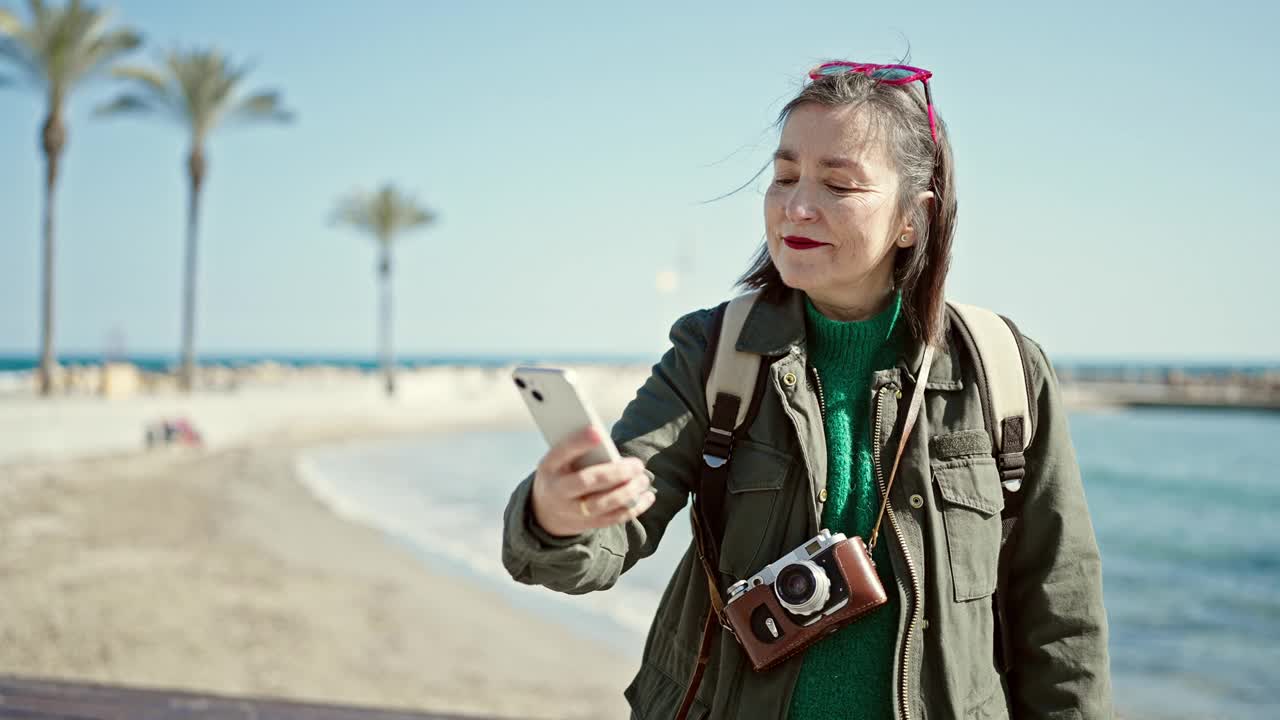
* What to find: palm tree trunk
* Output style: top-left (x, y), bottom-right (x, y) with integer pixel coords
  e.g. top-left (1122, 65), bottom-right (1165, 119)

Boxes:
top-left (180, 147), bottom-right (206, 392)
top-left (38, 110), bottom-right (66, 397)
top-left (378, 243), bottom-right (394, 396)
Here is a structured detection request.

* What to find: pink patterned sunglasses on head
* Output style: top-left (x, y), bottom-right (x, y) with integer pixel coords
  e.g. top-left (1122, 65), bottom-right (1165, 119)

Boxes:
top-left (807, 61), bottom-right (938, 145)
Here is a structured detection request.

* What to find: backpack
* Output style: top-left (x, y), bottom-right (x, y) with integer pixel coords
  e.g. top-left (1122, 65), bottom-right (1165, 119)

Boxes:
top-left (691, 291), bottom-right (1036, 678)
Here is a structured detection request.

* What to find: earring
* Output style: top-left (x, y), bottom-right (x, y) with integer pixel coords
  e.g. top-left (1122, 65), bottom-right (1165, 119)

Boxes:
top-left (898, 234), bottom-right (910, 247)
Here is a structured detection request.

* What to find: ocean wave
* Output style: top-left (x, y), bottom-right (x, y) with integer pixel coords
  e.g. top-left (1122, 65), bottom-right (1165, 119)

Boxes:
top-left (294, 451), bottom-right (663, 646)
top-left (0, 370), bottom-right (32, 394)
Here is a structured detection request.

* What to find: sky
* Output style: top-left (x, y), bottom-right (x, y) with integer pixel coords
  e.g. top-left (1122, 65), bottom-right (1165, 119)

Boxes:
top-left (1, 0), bottom-right (1277, 361)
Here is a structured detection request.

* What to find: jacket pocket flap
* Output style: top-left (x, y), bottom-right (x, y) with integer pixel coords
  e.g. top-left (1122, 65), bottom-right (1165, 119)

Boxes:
top-left (726, 440), bottom-right (791, 493)
top-left (932, 458), bottom-right (1004, 516)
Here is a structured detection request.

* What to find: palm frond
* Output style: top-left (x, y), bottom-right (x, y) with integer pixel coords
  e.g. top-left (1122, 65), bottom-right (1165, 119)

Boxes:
top-left (0, 8), bottom-right (20, 34)
top-left (332, 184), bottom-right (437, 245)
top-left (331, 191), bottom-right (376, 231)
top-left (106, 64), bottom-right (180, 117)
top-left (28, 0), bottom-right (48, 22)
top-left (44, 2), bottom-right (107, 100)
top-left (99, 47), bottom-right (293, 142)
top-left (390, 199), bottom-right (436, 230)
top-left (78, 26), bottom-right (141, 78)
top-left (171, 49), bottom-right (241, 138)
top-left (0, 16), bottom-right (41, 83)
top-left (0, 0), bottom-right (140, 104)
top-left (226, 90), bottom-right (293, 124)
top-left (28, 0), bottom-right (52, 41)
top-left (94, 91), bottom-right (157, 116)
top-left (114, 63), bottom-right (166, 92)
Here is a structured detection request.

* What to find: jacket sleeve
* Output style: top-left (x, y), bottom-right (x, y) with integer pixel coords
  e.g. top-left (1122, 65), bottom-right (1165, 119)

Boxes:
top-left (500, 307), bottom-right (713, 595)
top-left (1006, 338), bottom-right (1114, 719)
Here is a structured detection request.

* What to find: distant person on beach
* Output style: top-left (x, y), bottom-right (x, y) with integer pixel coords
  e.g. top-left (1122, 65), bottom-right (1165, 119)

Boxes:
top-left (503, 61), bottom-right (1112, 719)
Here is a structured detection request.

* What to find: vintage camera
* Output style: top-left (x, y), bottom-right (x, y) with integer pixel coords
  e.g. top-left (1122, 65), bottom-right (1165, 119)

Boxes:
top-left (722, 530), bottom-right (888, 672)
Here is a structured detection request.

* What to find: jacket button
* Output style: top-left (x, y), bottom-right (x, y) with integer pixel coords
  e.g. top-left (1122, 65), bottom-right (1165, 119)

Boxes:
top-left (895, 389), bottom-right (903, 399)
top-left (819, 488), bottom-right (828, 502)
top-left (782, 372), bottom-right (797, 387)
top-left (909, 494), bottom-right (924, 509)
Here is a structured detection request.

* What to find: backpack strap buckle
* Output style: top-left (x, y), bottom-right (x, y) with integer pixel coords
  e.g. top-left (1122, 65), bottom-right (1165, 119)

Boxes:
top-left (702, 393), bottom-right (741, 468)
top-left (997, 416), bottom-right (1026, 492)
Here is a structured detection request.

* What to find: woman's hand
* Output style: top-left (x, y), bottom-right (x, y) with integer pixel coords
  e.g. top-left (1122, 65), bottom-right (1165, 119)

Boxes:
top-left (531, 426), bottom-right (658, 538)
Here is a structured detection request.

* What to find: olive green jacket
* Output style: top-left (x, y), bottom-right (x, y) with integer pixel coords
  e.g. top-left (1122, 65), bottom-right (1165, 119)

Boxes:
top-left (502, 289), bottom-right (1113, 720)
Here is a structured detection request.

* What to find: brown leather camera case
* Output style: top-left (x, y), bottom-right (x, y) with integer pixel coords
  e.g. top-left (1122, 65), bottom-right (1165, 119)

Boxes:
top-left (723, 536), bottom-right (888, 672)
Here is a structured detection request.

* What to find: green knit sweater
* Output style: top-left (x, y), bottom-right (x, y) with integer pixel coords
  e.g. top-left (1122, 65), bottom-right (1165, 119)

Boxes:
top-left (788, 291), bottom-right (903, 720)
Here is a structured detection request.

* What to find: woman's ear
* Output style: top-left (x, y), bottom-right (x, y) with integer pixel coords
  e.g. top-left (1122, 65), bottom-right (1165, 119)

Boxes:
top-left (897, 191), bottom-right (935, 247)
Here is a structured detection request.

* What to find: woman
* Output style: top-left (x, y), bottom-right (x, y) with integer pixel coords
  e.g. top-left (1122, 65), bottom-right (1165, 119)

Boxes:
top-left (502, 61), bottom-right (1112, 719)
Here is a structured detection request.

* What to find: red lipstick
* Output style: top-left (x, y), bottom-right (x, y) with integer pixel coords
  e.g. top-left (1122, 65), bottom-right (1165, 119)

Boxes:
top-left (783, 235), bottom-right (828, 250)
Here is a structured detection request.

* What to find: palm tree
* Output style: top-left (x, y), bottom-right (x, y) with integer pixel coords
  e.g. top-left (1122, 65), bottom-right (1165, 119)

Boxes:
top-left (332, 185), bottom-right (436, 396)
top-left (97, 49), bottom-right (292, 391)
top-left (0, 0), bottom-right (141, 396)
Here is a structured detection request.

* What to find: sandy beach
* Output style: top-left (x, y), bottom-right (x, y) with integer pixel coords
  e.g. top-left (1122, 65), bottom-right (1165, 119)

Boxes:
top-left (0, 366), bottom-right (651, 719)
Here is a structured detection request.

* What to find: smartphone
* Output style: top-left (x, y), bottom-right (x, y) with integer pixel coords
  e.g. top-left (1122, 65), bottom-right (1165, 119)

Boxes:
top-left (512, 366), bottom-right (622, 470)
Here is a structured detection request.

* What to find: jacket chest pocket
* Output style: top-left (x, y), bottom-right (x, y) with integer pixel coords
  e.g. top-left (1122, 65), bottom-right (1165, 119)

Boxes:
top-left (931, 456), bottom-right (1005, 602)
top-left (715, 440), bottom-right (794, 582)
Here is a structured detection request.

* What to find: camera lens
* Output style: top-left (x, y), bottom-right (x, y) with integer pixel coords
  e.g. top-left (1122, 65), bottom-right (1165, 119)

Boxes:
top-left (774, 561), bottom-right (831, 616)
top-left (777, 565), bottom-right (815, 604)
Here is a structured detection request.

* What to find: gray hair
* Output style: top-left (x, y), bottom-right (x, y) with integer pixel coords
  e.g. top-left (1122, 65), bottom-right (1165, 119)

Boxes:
top-left (739, 68), bottom-right (958, 346)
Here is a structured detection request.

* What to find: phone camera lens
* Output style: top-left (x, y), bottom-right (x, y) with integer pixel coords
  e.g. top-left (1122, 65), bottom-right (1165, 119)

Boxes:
top-left (514, 378), bottom-right (526, 389)
top-left (532, 390), bottom-right (544, 402)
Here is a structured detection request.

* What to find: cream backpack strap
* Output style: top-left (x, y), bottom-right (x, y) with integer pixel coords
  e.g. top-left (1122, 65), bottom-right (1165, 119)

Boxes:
top-left (681, 292), bottom-right (764, 720)
top-left (701, 291), bottom-right (764, 468)
top-left (946, 301), bottom-right (1041, 677)
top-left (947, 301), bottom-right (1035, 492)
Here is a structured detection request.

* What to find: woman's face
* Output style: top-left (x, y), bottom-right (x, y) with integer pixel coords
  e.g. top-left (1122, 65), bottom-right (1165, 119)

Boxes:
top-left (764, 103), bottom-right (914, 315)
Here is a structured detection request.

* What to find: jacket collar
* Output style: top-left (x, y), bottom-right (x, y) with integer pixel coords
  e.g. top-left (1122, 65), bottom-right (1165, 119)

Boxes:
top-left (735, 287), bottom-right (962, 390)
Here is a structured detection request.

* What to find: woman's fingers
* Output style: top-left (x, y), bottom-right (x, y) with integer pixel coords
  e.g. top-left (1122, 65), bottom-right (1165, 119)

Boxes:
top-left (531, 447), bottom-right (653, 536)
top-left (578, 469), bottom-right (656, 521)
top-left (537, 425), bottom-right (604, 475)
top-left (562, 456), bottom-right (646, 497)
top-left (593, 483), bottom-right (659, 528)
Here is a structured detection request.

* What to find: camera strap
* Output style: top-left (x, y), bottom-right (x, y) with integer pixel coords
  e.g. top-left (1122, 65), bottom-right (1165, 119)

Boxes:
top-left (867, 344), bottom-right (935, 553)
top-left (679, 499), bottom-right (728, 720)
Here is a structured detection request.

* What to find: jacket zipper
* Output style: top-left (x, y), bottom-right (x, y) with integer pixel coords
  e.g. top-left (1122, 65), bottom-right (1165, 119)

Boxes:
top-left (873, 383), bottom-right (922, 720)
top-left (813, 366), bottom-right (918, 720)
top-left (808, 365), bottom-right (828, 416)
